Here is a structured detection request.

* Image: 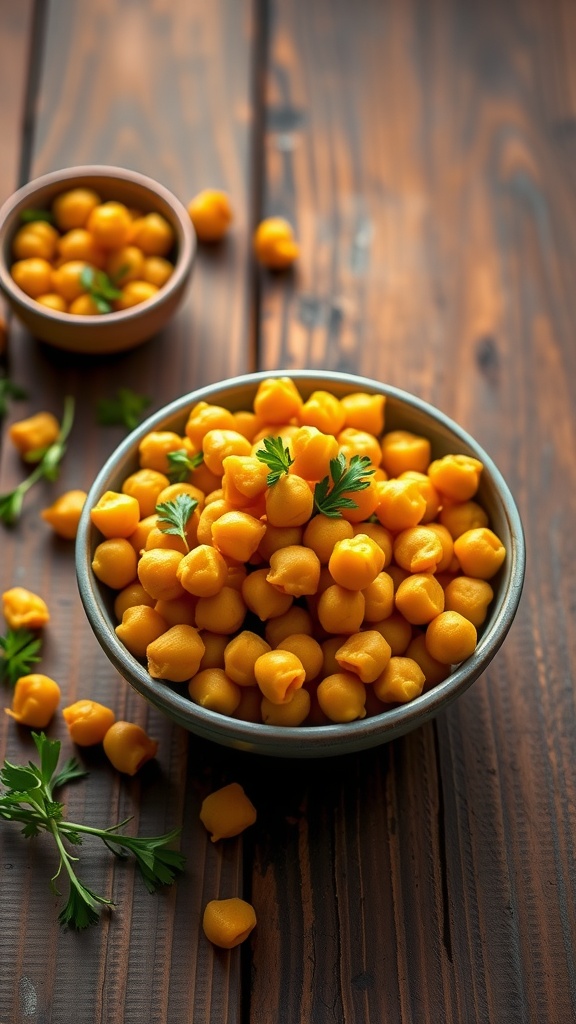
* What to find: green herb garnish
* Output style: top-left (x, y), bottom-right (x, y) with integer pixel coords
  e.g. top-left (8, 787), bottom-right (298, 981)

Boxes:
top-left (156, 493), bottom-right (198, 551)
top-left (0, 395), bottom-right (75, 526)
top-left (314, 452), bottom-right (375, 518)
top-left (0, 378), bottom-right (27, 419)
top-left (80, 266), bottom-right (123, 314)
top-left (20, 209), bottom-right (54, 224)
top-left (96, 388), bottom-right (151, 432)
top-left (0, 732), bottom-right (185, 930)
top-left (255, 435), bottom-right (294, 485)
top-left (0, 628), bottom-right (42, 686)
top-left (166, 449), bottom-right (204, 483)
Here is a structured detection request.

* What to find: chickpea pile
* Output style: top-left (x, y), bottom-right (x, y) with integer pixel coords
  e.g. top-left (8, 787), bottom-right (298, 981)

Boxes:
top-left (89, 377), bottom-right (507, 728)
top-left (10, 187), bottom-right (176, 315)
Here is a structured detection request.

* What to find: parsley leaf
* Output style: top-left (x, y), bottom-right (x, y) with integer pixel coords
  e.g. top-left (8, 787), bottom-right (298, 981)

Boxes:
top-left (0, 378), bottom-right (27, 419)
top-left (0, 628), bottom-right (42, 686)
top-left (166, 449), bottom-right (204, 483)
top-left (80, 266), bottom-right (123, 314)
top-left (20, 209), bottom-right (54, 224)
top-left (314, 453), bottom-right (375, 518)
top-left (156, 494), bottom-right (198, 552)
top-left (255, 435), bottom-right (294, 485)
top-left (96, 388), bottom-right (151, 432)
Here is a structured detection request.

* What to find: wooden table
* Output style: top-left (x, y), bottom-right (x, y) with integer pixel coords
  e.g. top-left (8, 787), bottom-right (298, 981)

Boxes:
top-left (1, 1), bottom-right (575, 1021)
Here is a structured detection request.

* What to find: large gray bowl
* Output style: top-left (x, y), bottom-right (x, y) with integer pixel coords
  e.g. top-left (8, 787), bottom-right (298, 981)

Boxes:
top-left (76, 370), bottom-right (525, 757)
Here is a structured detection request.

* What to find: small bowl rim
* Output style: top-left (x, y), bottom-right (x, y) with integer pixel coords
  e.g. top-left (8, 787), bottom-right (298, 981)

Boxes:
top-left (0, 164), bottom-right (196, 328)
top-left (76, 369), bottom-right (526, 756)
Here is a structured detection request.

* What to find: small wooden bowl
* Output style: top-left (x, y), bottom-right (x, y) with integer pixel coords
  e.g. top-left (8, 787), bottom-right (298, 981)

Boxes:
top-left (76, 370), bottom-right (526, 758)
top-left (0, 165), bottom-right (196, 354)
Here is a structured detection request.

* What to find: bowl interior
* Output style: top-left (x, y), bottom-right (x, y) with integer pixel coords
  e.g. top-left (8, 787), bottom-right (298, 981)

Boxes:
top-left (76, 370), bottom-right (525, 757)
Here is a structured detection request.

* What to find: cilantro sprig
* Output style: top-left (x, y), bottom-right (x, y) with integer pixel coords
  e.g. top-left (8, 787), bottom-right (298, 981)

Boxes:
top-left (166, 449), bottom-right (204, 484)
top-left (0, 628), bottom-right (42, 686)
top-left (0, 732), bottom-right (185, 930)
top-left (314, 452), bottom-right (375, 518)
top-left (0, 378), bottom-right (27, 419)
top-left (156, 493), bottom-right (198, 551)
top-left (255, 435), bottom-right (294, 485)
top-left (80, 266), bottom-right (123, 314)
top-left (96, 388), bottom-right (151, 432)
top-left (20, 209), bottom-right (54, 224)
top-left (0, 395), bottom-right (75, 526)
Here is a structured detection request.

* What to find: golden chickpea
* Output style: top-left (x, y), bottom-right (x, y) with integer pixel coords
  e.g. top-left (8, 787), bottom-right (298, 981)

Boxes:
top-left (267, 545), bottom-right (321, 597)
top-left (137, 548), bottom-right (186, 602)
top-left (187, 189), bottom-right (233, 242)
top-left (5, 674), bottom-right (60, 728)
top-left (115, 605), bottom-right (168, 658)
top-left (9, 410), bottom-right (60, 458)
top-left (328, 534), bottom-right (385, 591)
top-left (253, 216), bottom-right (299, 269)
top-left (224, 631), bottom-right (271, 687)
top-left (36, 293), bottom-right (68, 312)
top-left (264, 605), bottom-right (313, 646)
top-left (41, 489), bottom-right (87, 539)
top-left (2, 586), bottom-right (50, 630)
top-left (141, 255), bottom-right (173, 288)
top-left (254, 649), bottom-right (306, 704)
top-left (12, 220), bottom-right (59, 261)
top-left (425, 611), bottom-right (478, 664)
top-left (11, 257), bottom-right (54, 298)
top-left (113, 280), bottom-right (159, 310)
top-left (276, 633), bottom-right (324, 682)
top-left (261, 687), bottom-right (311, 726)
top-left (381, 430), bottom-right (431, 476)
top-left (428, 454), bottom-right (483, 502)
top-left (394, 573), bottom-right (445, 625)
top-left (52, 187), bottom-right (101, 231)
top-left (373, 656), bottom-right (425, 704)
top-left (177, 543), bottom-right (228, 597)
top-left (51, 260), bottom-right (92, 302)
top-left (103, 721), bottom-right (158, 775)
top-left (130, 212), bottom-right (175, 256)
top-left (195, 587), bottom-right (247, 634)
top-left (202, 897), bottom-right (256, 949)
top-left (453, 528), bottom-right (506, 580)
top-left (68, 294), bottom-right (102, 316)
top-left (122, 468), bottom-right (170, 519)
top-left (316, 672), bottom-right (367, 722)
top-left (335, 631), bottom-right (392, 683)
top-left (265, 474), bottom-right (314, 528)
top-left (92, 537), bottom-right (138, 590)
top-left (62, 700), bottom-right (116, 746)
top-left (317, 584), bottom-right (365, 635)
top-left (199, 782), bottom-right (257, 841)
top-left (146, 623), bottom-right (205, 682)
top-left (57, 227), bottom-right (107, 267)
top-left (106, 244), bottom-right (145, 284)
top-left (242, 568), bottom-right (293, 621)
top-left (90, 490), bottom-right (141, 538)
top-left (87, 201), bottom-right (132, 248)
top-left (341, 392), bottom-right (386, 435)
top-left (188, 668), bottom-right (241, 715)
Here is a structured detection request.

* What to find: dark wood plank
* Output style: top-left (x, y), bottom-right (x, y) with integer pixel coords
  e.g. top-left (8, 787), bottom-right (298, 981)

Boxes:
top-left (250, 0), bottom-right (576, 1020)
top-left (0, 1), bottom-right (256, 1021)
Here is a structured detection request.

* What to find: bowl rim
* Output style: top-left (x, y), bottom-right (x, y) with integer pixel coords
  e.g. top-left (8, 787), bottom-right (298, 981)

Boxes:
top-left (0, 164), bottom-right (196, 325)
top-left (76, 369), bottom-right (526, 755)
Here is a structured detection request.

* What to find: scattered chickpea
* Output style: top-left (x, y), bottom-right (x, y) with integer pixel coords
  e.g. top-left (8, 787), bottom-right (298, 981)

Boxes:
top-left (41, 489), bottom-right (87, 539)
top-left (62, 699), bottom-right (116, 746)
top-left (187, 189), bottom-right (233, 242)
top-left (202, 897), bottom-right (256, 949)
top-left (5, 674), bottom-right (61, 728)
top-left (199, 782), bottom-right (257, 842)
top-left (253, 216), bottom-right (299, 269)
top-left (2, 586), bottom-right (50, 630)
top-left (102, 720), bottom-right (158, 775)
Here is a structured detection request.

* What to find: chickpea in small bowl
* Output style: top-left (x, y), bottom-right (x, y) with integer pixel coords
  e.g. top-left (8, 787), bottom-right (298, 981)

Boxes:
top-left (0, 165), bottom-right (196, 354)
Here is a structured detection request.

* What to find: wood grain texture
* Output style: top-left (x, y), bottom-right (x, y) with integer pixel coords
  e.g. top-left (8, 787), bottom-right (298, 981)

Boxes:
top-left (0, 1), bottom-right (256, 1021)
top-left (249, 0), bottom-right (576, 1021)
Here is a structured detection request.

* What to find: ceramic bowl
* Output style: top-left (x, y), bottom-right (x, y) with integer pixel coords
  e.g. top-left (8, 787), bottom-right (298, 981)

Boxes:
top-left (76, 370), bottom-right (525, 757)
top-left (0, 165), bottom-right (195, 354)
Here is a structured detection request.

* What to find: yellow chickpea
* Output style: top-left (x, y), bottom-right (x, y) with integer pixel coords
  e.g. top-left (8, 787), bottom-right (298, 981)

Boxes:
top-left (341, 392), bottom-right (386, 435)
top-left (138, 431), bottom-right (187, 474)
top-left (241, 568), bottom-right (293, 621)
top-left (11, 257), bottom-right (54, 298)
top-left (115, 605), bottom-right (168, 658)
top-left (36, 293), bottom-right (68, 312)
top-left (399, 471), bottom-right (441, 524)
top-left (113, 280), bottom-right (159, 309)
top-left (12, 220), bottom-right (59, 261)
top-left (380, 430), bottom-right (431, 476)
top-left (130, 212), bottom-right (175, 256)
top-left (264, 605), bottom-right (313, 646)
top-left (39, 488), bottom-right (86, 539)
top-left (211, 511), bottom-right (267, 562)
top-left (352, 522), bottom-right (393, 565)
top-left (154, 594), bottom-right (197, 627)
top-left (337, 427), bottom-right (382, 468)
top-left (328, 534), bottom-right (385, 591)
top-left (221, 455), bottom-right (269, 508)
top-left (261, 687), bottom-right (311, 726)
top-left (257, 524), bottom-right (303, 562)
top-left (252, 377), bottom-right (303, 424)
top-left (424, 522), bottom-right (455, 572)
top-left (267, 545), bottom-right (321, 597)
top-left (52, 187), bottom-right (101, 231)
top-left (373, 656), bottom-right (425, 704)
top-left (302, 515), bottom-right (353, 564)
top-left (51, 260), bottom-right (93, 302)
top-left (90, 490), bottom-right (141, 538)
top-left (202, 897), bottom-right (256, 949)
top-left (106, 244), bottom-right (145, 284)
top-left (453, 528), bottom-right (506, 580)
top-left (223, 631), bottom-right (271, 686)
top-left (371, 612), bottom-right (413, 656)
top-left (146, 623), bottom-right (205, 681)
top-left (290, 426), bottom-right (340, 481)
top-left (102, 721), bottom-right (158, 775)
top-left (425, 611), bottom-right (478, 664)
top-left (62, 700), bottom-right (116, 746)
top-left (195, 498), bottom-right (232, 546)
top-left (298, 391), bottom-right (345, 435)
top-left (253, 216), bottom-right (299, 269)
top-left (265, 474), bottom-right (314, 528)
top-left (68, 294), bottom-right (102, 316)
top-left (87, 201), bottom-right (132, 248)
top-left (316, 672), bottom-right (367, 722)
top-left (141, 255), bottom-right (173, 288)
top-left (2, 586), bottom-right (50, 630)
top-left (443, 576), bottom-right (494, 627)
top-left (439, 499), bottom-right (489, 539)
top-left (362, 571), bottom-right (395, 622)
top-left (374, 478), bottom-right (427, 532)
top-left (57, 227), bottom-right (107, 267)
top-left (393, 526), bottom-right (445, 575)
top-left (233, 687), bottom-right (264, 723)
top-left (128, 513), bottom-right (159, 553)
top-left (276, 633), bottom-right (324, 682)
top-left (188, 668), bottom-right (242, 715)
top-left (5, 674), bottom-right (60, 728)
top-left (202, 429), bottom-right (252, 476)
top-left (114, 582), bottom-right (156, 620)
top-left (195, 587), bottom-right (247, 635)
top-left (121, 468), bottom-right (170, 519)
top-left (137, 548), bottom-right (185, 602)
top-left (177, 543), bottom-right (228, 597)
top-left (254, 649), bottom-right (306, 704)
top-left (185, 402), bottom-right (237, 449)
top-left (335, 631), bottom-right (392, 683)
top-left (9, 410), bottom-right (60, 458)
top-left (405, 633), bottom-right (450, 689)
top-left (317, 584), bottom-right (365, 635)
top-left (392, 568), bottom-right (444, 624)
top-left (199, 782), bottom-right (257, 841)
top-left (92, 537), bottom-right (138, 590)
top-left (197, 631), bottom-right (229, 671)
top-left (187, 189), bottom-right (233, 242)
top-left (427, 454), bottom-right (483, 502)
